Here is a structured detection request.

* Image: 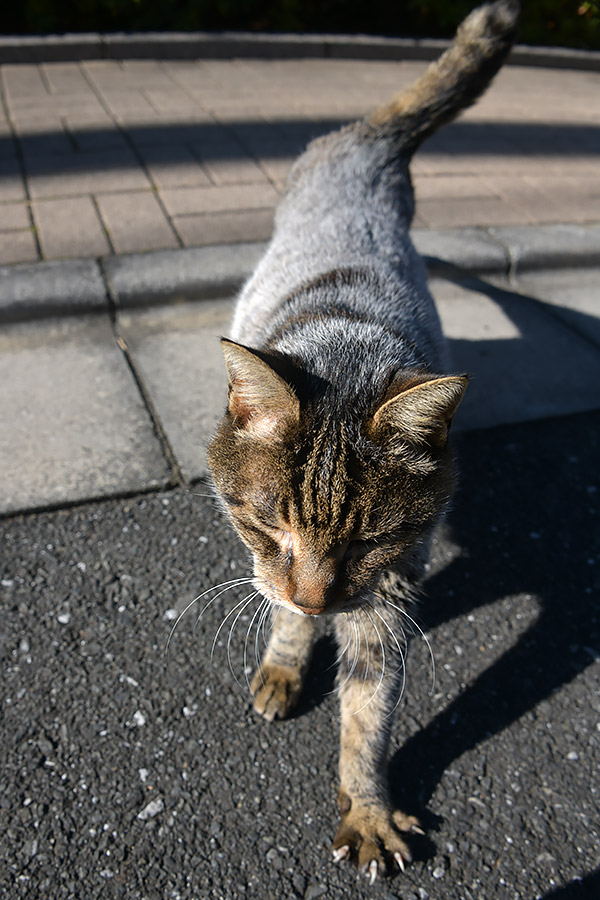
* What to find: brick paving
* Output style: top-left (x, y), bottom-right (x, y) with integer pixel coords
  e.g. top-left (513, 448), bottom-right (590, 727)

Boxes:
top-left (0, 57), bottom-right (598, 263)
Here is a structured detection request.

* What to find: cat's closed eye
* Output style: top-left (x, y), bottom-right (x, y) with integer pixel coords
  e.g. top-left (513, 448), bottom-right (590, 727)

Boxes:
top-left (343, 525), bottom-right (421, 562)
top-left (343, 539), bottom-right (375, 564)
top-left (274, 528), bottom-right (293, 556)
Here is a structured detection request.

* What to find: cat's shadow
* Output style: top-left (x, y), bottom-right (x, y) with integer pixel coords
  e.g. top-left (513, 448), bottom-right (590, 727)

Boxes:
top-left (291, 634), bottom-right (338, 719)
top-left (387, 407), bottom-right (599, 822)
top-left (290, 279), bottom-right (599, 863)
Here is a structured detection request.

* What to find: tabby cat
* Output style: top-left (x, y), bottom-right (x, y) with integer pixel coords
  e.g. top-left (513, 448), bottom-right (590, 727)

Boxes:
top-left (207, 0), bottom-right (519, 881)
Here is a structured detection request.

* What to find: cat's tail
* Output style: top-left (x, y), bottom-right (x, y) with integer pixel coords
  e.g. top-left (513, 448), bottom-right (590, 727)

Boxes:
top-left (367, 0), bottom-right (519, 155)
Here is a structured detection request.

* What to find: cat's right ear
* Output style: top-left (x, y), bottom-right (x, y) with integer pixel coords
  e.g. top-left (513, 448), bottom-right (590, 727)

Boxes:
top-left (220, 339), bottom-right (300, 439)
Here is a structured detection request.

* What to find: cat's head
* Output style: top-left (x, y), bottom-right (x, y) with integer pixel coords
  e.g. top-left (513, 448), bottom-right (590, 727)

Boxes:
top-left (207, 339), bottom-right (466, 617)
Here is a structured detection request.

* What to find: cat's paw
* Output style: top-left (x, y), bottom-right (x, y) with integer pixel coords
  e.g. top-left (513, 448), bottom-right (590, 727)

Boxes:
top-left (250, 664), bottom-right (303, 722)
top-left (332, 796), bottom-right (423, 883)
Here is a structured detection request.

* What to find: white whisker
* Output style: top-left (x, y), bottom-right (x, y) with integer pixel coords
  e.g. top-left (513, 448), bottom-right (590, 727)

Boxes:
top-left (351, 611), bottom-right (386, 716)
top-left (211, 590), bottom-right (258, 661)
top-left (193, 578), bottom-right (255, 633)
top-left (369, 605), bottom-right (407, 716)
top-left (328, 620), bottom-right (353, 672)
top-left (382, 598), bottom-right (436, 692)
top-left (244, 599), bottom-right (268, 692)
top-left (331, 619), bottom-right (361, 695)
top-left (226, 592), bottom-right (260, 687)
top-left (362, 619), bottom-right (370, 686)
top-left (165, 576), bottom-right (253, 653)
top-left (254, 598), bottom-right (272, 682)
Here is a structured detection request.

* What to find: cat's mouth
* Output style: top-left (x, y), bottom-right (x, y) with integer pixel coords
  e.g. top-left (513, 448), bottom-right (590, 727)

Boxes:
top-left (259, 585), bottom-right (330, 617)
top-left (254, 575), bottom-right (366, 618)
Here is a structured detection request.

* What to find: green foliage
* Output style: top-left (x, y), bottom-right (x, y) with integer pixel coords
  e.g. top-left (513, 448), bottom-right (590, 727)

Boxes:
top-left (2, 0), bottom-right (599, 50)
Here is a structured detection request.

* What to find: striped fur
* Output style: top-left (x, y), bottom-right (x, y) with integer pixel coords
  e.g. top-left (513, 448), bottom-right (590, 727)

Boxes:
top-left (208, 1), bottom-right (519, 880)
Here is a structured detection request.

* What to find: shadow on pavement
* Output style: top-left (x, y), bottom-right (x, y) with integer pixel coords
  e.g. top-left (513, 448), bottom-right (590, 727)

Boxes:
top-left (540, 869), bottom-right (600, 899)
top-left (388, 409), bottom-right (599, 812)
top-left (3, 119), bottom-right (599, 172)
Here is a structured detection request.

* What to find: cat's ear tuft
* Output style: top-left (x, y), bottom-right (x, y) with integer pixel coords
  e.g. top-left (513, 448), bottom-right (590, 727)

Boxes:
top-left (221, 339), bottom-right (300, 438)
top-left (371, 374), bottom-right (468, 448)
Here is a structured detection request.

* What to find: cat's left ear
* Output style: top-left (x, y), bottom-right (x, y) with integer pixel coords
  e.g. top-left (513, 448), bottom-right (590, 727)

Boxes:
top-left (221, 339), bottom-right (300, 438)
top-left (371, 374), bottom-right (468, 448)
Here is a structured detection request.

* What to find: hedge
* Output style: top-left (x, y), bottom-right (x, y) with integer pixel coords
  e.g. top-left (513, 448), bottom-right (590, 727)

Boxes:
top-left (2, 1), bottom-right (599, 50)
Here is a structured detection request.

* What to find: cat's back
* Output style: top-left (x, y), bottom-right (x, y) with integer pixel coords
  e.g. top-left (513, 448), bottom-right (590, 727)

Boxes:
top-left (230, 124), bottom-right (441, 366)
top-left (231, 0), bottom-right (519, 370)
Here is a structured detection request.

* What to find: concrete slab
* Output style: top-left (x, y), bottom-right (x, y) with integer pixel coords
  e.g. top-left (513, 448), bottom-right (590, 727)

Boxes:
top-left (412, 227), bottom-right (508, 274)
top-left (0, 230), bottom-right (38, 266)
top-left (95, 191), bottom-right (179, 254)
top-left (119, 271), bottom-right (600, 481)
top-left (118, 301), bottom-right (232, 481)
top-left (33, 196), bottom-right (110, 259)
top-left (489, 224), bottom-right (600, 273)
top-left (0, 314), bottom-right (171, 514)
top-left (104, 242), bottom-right (264, 307)
top-left (431, 275), bottom-right (600, 431)
top-left (515, 267), bottom-right (600, 349)
top-left (0, 258), bottom-right (107, 322)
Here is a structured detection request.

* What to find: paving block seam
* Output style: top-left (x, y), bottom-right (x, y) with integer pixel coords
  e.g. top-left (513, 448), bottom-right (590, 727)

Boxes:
top-left (513, 279), bottom-right (600, 355)
top-left (0, 70), bottom-right (44, 260)
top-left (0, 226), bottom-right (599, 325)
top-left (0, 33), bottom-right (599, 72)
top-left (98, 254), bottom-right (186, 487)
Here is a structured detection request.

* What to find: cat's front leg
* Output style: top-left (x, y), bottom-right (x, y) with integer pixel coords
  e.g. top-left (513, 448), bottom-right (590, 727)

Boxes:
top-left (333, 610), bottom-right (422, 881)
top-left (251, 606), bottom-right (316, 722)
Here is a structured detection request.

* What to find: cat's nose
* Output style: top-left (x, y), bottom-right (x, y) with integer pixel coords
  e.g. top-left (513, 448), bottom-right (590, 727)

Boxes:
top-left (293, 601), bottom-right (326, 616)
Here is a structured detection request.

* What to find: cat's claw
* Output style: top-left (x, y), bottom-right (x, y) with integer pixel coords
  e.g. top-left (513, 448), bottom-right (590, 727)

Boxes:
top-left (365, 859), bottom-right (379, 884)
top-left (333, 801), bottom-right (420, 878)
top-left (332, 845), bottom-right (350, 863)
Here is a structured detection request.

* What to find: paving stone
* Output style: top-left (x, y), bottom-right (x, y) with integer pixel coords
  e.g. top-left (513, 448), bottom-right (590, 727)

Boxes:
top-left (0, 159), bottom-right (26, 202)
top-left (479, 175), bottom-right (566, 224)
top-left (33, 196), bottom-right (110, 259)
top-left (0, 314), bottom-right (171, 514)
top-left (541, 177), bottom-right (600, 224)
top-left (431, 275), bottom-right (600, 431)
top-left (1, 63), bottom-right (48, 99)
top-left (489, 224), bottom-right (600, 272)
top-left (118, 301), bottom-right (233, 480)
top-left (126, 124), bottom-right (220, 153)
top-left (19, 128), bottom-right (74, 158)
top-left (26, 149), bottom-right (151, 198)
top-left (255, 156), bottom-right (292, 186)
top-left (104, 242), bottom-right (264, 306)
top-left (174, 208), bottom-right (275, 246)
top-left (96, 191), bottom-right (178, 254)
top-left (69, 127), bottom-right (131, 153)
top-left (200, 153), bottom-right (270, 187)
top-left (417, 195), bottom-right (529, 229)
top-left (137, 145), bottom-right (213, 189)
top-left (41, 61), bottom-right (96, 94)
top-left (515, 268), bottom-right (600, 349)
top-left (412, 227), bottom-right (508, 274)
top-left (0, 258), bottom-right (106, 320)
top-left (94, 88), bottom-right (157, 118)
top-left (0, 124), bottom-right (17, 160)
top-left (143, 88), bottom-right (203, 115)
top-left (0, 202), bottom-right (31, 231)
top-left (413, 174), bottom-right (496, 201)
top-left (159, 182), bottom-right (279, 217)
top-left (0, 229), bottom-right (38, 265)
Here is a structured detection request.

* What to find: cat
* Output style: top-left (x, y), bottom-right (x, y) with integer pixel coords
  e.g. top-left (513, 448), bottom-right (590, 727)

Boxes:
top-left (207, 0), bottom-right (519, 882)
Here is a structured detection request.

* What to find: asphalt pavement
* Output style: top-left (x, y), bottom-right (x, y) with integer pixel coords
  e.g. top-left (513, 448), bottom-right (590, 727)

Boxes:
top-left (1, 32), bottom-right (600, 900)
top-left (1, 414), bottom-right (599, 900)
